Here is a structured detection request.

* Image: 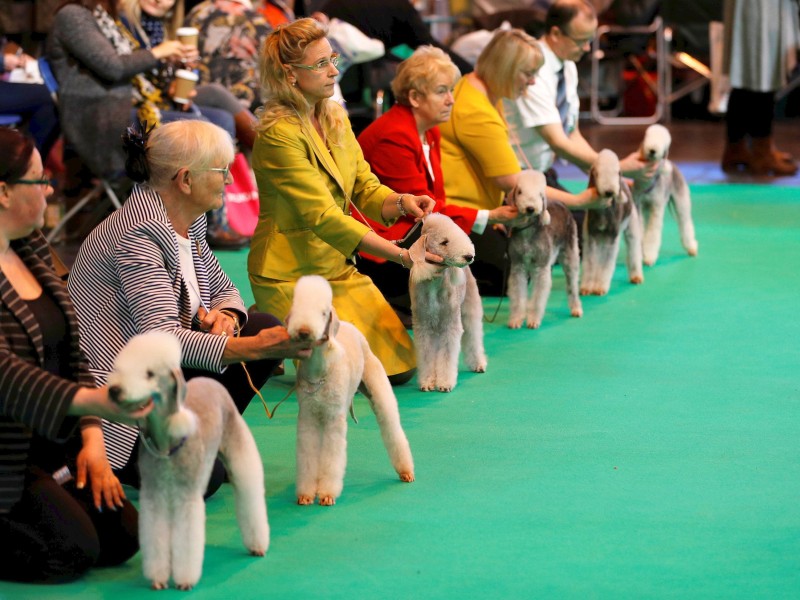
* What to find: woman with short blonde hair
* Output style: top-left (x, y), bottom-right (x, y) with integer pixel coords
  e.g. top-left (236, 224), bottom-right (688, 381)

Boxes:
top-left (391, 45), bottom-right (461, 107)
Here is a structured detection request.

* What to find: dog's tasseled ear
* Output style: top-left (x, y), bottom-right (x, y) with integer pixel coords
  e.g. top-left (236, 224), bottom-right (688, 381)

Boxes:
top-left (172, 368), bottom-right (187, 405)
top-left (618, 177), bottom-right (630, 203)
top-left (328, 306), bottom-right (340, 338)
top-left (540, 192), bottom-right (551, 226)
top-left (408, 234), bottom-right (427, 265)
top-left (167, 368), bottom-right (197, 438)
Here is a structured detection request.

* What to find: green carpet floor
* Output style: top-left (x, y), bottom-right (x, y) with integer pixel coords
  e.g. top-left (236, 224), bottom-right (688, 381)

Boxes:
top-left (2, 183), bottom-right (798, 599)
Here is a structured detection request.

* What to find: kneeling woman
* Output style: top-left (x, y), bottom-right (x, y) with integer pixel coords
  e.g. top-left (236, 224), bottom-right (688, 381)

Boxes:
top-left (248, 18), bottom-right (438, 385)
top-left (0, 128), bottom-right (151, 583)
top-left (68, 120), bottom-right (314, 493)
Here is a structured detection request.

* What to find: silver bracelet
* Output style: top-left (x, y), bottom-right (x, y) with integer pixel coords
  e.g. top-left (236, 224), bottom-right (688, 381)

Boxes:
top-left (396, 194), bottom-right (407, 217)
top-left (398, 250), bottom-right (409, 269)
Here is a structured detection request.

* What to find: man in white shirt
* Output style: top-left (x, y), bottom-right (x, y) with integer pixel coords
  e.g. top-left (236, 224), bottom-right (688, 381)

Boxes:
top-left (504, 0), bottom-right (651, 191)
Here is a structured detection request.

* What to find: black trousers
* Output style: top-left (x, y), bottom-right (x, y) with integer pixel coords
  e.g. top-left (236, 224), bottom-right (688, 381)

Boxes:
top-left (0, 465), bottom-right (138, 584)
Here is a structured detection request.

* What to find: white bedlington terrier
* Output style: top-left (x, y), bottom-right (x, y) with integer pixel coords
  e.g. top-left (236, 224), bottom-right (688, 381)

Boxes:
top-left (581, 149), bottom-right (645, 296)
top-left (286, 275), bottom-right (414, 506)
top-left (107, 331), bottom-right (269, 591)
top-left (408, 213), bottom-right (487, 392)
top-left (633, 124), bottom-right (699, 266)
top-left (506, 170), bottom-right (582, 329)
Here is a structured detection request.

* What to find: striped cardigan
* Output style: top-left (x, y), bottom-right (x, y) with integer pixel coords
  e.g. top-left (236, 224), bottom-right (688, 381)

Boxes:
top-left (0, 232), bottom-right (97, 513)
top-left (67, 184), bottom-right (247, 468)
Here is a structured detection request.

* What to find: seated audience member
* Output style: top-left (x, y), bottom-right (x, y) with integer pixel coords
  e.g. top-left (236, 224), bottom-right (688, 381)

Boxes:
top-left (0, 127), bottom-right (150, 584)
top-left (184, 0), bottom-right (273, 112)
top-left (309, 0), bottom-right (474, 74)
top-left (356, 45), bottom-right (519, 320)
top-left (503, 0), bottom-right (652, 192)
top-left (439, 28), bottom-right (607, 295)
top-left (248, 18), bottom-right (441, 386)
top-left (0, 40), bottom-right (60, 159)
top-left (67, 120), bottom-right (315, 494)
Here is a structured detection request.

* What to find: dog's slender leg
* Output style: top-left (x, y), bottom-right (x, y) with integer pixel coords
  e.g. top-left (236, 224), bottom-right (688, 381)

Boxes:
top-left (437, 320), bottom-right (462, 392)
top-left (625, 205), bottom-right (645, 284)
top-left (361, 352), bottom-right (415, 481)
top-left (580, 230), bottom-right (599, 295)
top-left (528, 262), bottom-right (552, 329)
top-left (670, 166), bottom-right (698, 257)
top-left (415, 326), bottom-right (438, 392)
top-left (221, 416), bottom-right (270, 556)
top-left (171, 494), bottom-right (205, 590)
top-left (641, 197), bottom-right (665, 266)
top-left (139, 484), bottom-right (172, 590)
top-left (316, 414), bottom-right (348, 505)
top-left (562, 233), bottom-right (583, 318)
top-left (596, 237), bottom-right (620, 295)
top-left (460, 268), bottom-right (487, 372)
top-left (507, 259), bottom-right (529, 329)
top-left (296, 401), bottom-right (321, 505)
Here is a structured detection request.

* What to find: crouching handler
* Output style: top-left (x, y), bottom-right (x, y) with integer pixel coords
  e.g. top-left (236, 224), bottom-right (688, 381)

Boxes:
top-left (67, 119), bottom-right (315, 496)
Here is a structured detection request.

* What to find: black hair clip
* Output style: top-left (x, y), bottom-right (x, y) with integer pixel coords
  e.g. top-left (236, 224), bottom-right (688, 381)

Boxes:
top-left (122, 120), bottom-right (156, 183)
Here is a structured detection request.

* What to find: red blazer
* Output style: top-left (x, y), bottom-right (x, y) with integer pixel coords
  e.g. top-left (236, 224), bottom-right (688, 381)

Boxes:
top-left (357, 104), bottom-right (478, 261)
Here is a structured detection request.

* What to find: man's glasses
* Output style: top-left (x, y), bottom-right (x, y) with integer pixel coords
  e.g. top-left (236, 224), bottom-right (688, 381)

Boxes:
top-left (290, 53), bottom-right (340, 72)
top-left (8, 177), bottom-right (52, 188)
top-left (562, 30), bottom-right (594, 48)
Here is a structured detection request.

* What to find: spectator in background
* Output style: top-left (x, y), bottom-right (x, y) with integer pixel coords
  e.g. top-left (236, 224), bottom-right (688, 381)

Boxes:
top-left (1, 39), bottom-right (60, 159)
top-left (184, 0), bottom-right (273, 113)
top-left (721, 0), bottom-right (799, 176)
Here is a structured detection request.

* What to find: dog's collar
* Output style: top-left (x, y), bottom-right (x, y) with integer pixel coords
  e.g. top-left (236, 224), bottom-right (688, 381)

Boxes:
top-left (139, 430), bottom-right (188, 460)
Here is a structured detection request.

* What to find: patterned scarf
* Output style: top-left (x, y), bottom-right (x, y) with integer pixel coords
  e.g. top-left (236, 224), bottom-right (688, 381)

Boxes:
top-left (92, 5), bottom-right (164, 127)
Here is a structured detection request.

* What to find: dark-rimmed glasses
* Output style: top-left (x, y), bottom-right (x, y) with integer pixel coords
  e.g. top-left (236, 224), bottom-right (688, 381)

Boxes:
top-left (7, 177), bottom-right (52, 188)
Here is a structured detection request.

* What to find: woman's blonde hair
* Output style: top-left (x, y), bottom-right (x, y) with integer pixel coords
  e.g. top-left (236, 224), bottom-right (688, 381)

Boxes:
top-left (475, 28), bottom-right (543, 100)
top-left (256, 17), bottom-right (345, 145)
top-left (118, 0), bottom-right (185, 43)
top-left (391, 46), bottom-right (461, 107)
top-left (145, 120), bottom-right (235, 188)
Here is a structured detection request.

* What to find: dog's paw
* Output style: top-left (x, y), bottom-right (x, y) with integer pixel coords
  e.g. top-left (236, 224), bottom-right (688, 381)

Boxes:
top-left (175, 582), bottom-right (194, 591)
top-left (526, 319), bottom-right (541, 329)
top-left (571, 306), bottom-right (583, 318)
top-left (686, 240), bottom-right (698, 256)
top-left (507, 317), bottom-right (524, 329)
top-left (579, 287), bottom-right (591, 296)
top-left (643, 257), bottom-right (656, 267)
top-left (399, 471), bottom-right (415, 482)
top-left (151, 581), bottom-right (169, 591)
top-left (297, 495), bottom-right (315, 505)
top-left (318, 495), bottom-right (336, 506)
top-left (630, 275), bottom-right (644, 285)
top-left (436, 383), bottom-right (454, 392)
top-left (418, 379), bottom-right (436, 392)
top-left (471, 362), bottom-right (487, 373)
top-left (248, 546), bottom-right (267, 557)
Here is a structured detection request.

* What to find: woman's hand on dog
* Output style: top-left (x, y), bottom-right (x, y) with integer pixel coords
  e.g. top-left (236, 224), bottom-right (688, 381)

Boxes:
top-left (71, 387), bottom-right (154, 423)
top-left (620, 151), bottom-right (661, 181)
top-left (222, 326), bottom-right (319, 363)
top-left (76, 426), bottom-right (126, 510)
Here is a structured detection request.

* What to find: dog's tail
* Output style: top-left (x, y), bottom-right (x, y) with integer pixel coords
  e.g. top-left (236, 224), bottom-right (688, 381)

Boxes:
top-left (359, 346), bottom-right (415, 482)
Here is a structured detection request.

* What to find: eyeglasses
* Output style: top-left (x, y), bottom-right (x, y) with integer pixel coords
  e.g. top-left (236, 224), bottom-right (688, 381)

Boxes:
top-left (290, 53), bottom-right (340, 73)
top-left (8, 177), bottom-right (52, 188)
top-left (562, 30), bottom-right (594, 47)
top-left (171, 164), bottom-right (231, 181)
top-left (204, 165), bottom-right (231, 179)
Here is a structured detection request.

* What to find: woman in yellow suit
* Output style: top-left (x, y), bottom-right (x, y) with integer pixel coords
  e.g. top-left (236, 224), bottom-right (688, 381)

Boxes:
top-left (249, 18), bottom-right (436, 384)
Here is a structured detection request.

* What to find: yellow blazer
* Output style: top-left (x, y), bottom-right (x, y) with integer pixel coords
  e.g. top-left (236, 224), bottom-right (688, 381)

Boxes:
top-left (248, 105), bottom-right (395, 281)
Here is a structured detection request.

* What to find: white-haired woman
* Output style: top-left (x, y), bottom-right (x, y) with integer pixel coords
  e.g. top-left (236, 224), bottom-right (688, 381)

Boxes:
top-left (68, 119), bottom-right (314, 494)
top-left (249, 18), bottom-right (440, 385)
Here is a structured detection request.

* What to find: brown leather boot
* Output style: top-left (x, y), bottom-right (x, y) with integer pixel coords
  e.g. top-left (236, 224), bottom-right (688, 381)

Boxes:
top-left (749, 137), bottom-right (799, 176)
top-left (721, 139), bottom-right (751, 173)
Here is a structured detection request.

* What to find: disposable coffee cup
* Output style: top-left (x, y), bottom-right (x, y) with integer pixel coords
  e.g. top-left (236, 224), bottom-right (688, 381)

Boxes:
top-left (173, 69), bottom-right (199, 104)
top-left (176, 27), bottom-right (199, 48)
